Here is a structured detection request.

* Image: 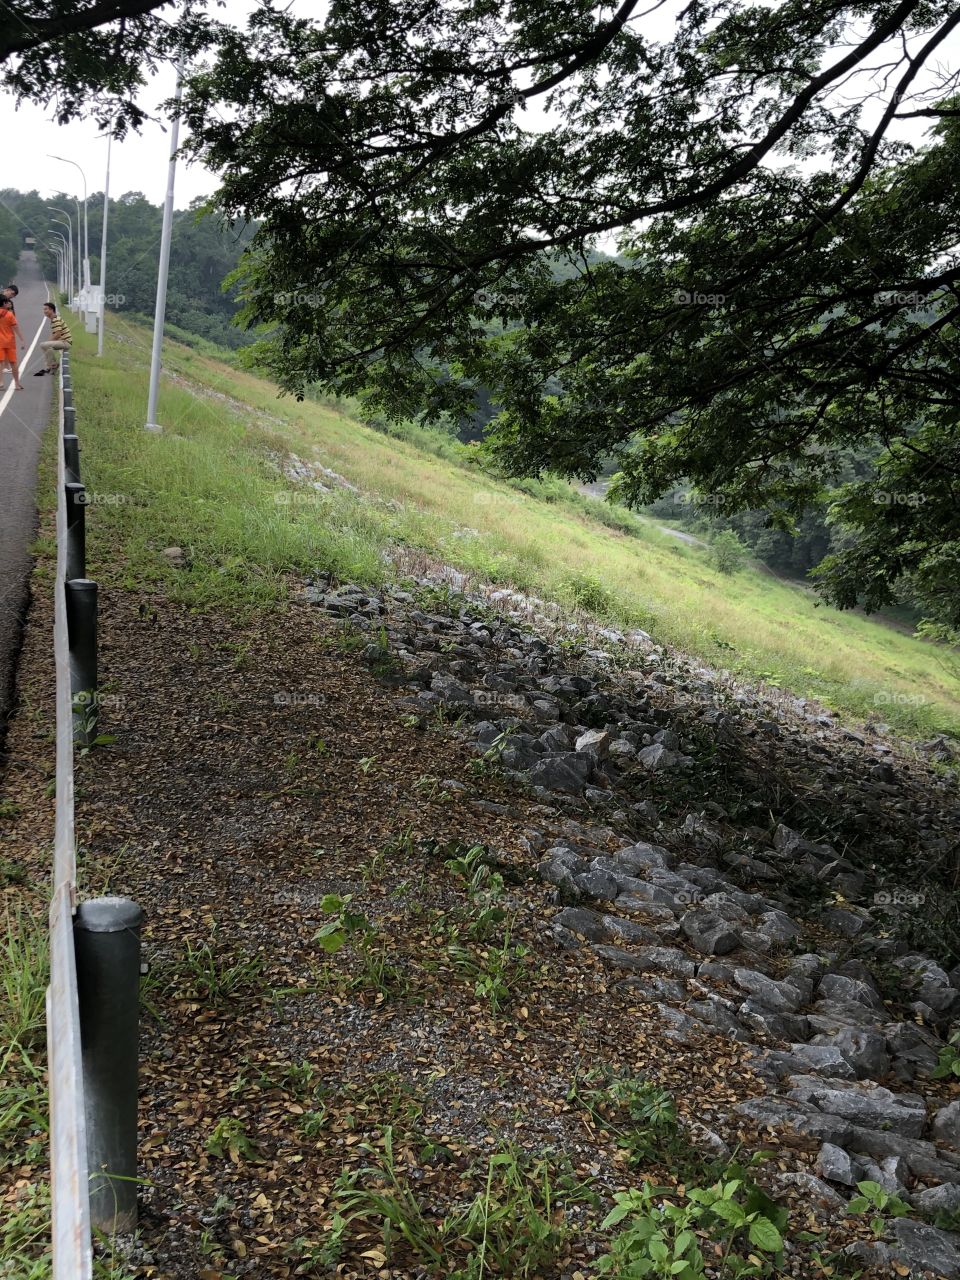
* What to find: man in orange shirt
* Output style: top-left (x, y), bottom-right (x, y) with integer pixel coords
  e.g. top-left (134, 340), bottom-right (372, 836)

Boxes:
top-left (0, 297), bottom-right (24, 391)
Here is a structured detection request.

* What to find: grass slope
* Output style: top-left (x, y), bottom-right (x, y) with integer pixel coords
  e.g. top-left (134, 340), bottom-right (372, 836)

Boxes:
top-left (69, 311), bottom-right (960, 737)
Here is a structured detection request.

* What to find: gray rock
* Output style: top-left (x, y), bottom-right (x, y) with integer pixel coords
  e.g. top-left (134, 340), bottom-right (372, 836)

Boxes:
top-left (774, 1171), bottom-right (845, 1214)
top-left (597, 945), bottom-right (696, 979)
top-left (575, 728), bottom-right (611, 757)
top-left (912, 1183), bottom-right (960, 1216)
top-left (600, 914), bottom-right (661, 945)
top-left (817, 1142), bottom-right (864, 1186)
top-left (785, 1078), bottom-right (926, 1138)
top-left (499, 734), bottom-right (545, 770)
top-left (430, 672), bottom-right (474, 704)
top-left (681, 910), bottom-right (741, 956)
top-left (613, 882), bottom-right (681, 912)
top-left (809, 998), bottom-right (885, 1029)
top-left (889, 1218), bottom-right (960, 1279)
top-left (574, 868), bottom-right (620, 901)
top-left (919, 981), bottom-right (960, 1020)
top-left (788, 953), bottom-right (828, 984)
top-left (703, 888), bottom-right (768, 915)
top-left (683, 1119), bottom-right (731, 1162)
top-left (845, 1126), bottom-right (960, 1181)
top-left (539, 725), bottom-right (573, 752)
top-left (887, 1022), bottom-right (942, 1082)
top-left (615, 975), bottom-right (689, 1003)
top-left (614, 841), bottom-right (676, 872)
top-left (753, 910), bottom-right (802, 944)
top-left (608, 738), bottom-right (637, 760)
top-left (655, 1003), bottom-right (709, 1044)
top-left (933, 1102), bottom-right (960, 1149)
top-left (738, 1000), bottom-right (810, 1043)
top-left (863, 1154), bottom-right (910, 1196)
top-left (734, 1097), bottom-right (851, 1146)
top-left (820, 906), bottom-right (872, 938)
top-left (807, 1027), bottom-right (892, 1081)
top-left (686, 997), bottom-right (752, 1041)
top-left (527, 752), bottom-right (594, 794)
top-left (817, 973), bottom-right (884, 1011)
top-left (786, 1043), bottom-right (857, 1079)
top-left (637, 743), bottom-right (680, 771)
top-left (536, 854), bottom-right (585, 894)
top-left (551, 908), bottom-right (611, 943)
top-left (733, 968), bottom-right (805, 1013)
top-left (696, 959), bottom-right (738, 984)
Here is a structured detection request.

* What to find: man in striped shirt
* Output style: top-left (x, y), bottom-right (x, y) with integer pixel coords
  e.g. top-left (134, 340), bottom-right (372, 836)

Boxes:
top-left (34, 302), bottom-right (72, 375)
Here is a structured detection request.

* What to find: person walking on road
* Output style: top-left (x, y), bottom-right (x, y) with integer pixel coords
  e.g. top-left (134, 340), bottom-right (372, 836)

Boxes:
top-left (0, 297), bottom-right (24, 390)
top-left (33, 302), bottom-right (71, 376)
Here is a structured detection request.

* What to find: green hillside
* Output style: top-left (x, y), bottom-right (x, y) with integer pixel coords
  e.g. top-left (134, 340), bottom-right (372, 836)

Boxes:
top-left (65, 311), bottom-right (960, 738)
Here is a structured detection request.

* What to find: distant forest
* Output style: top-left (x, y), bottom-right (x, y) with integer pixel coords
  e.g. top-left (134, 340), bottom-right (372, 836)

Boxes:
top-left (0, 188), bottom-right (256, 350)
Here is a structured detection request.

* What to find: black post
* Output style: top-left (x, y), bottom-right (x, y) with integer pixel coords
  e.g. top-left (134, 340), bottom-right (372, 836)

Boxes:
top-left (63, 404), bottom-right (76, 436)
top-left (74, 897), bottom-right (143, 1233)
top-left (65, 482), bottom-right (85, 582)
top-left (63, 435), bottom-right (80, 485)
top-left (65, 579), bottom-right (97, 744)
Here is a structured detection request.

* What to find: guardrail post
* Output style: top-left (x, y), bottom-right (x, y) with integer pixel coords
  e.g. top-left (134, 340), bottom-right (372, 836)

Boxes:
top-left (74, 897), bottom-right (143, 1234)
top-left (65, 482), bottom-right (85, 582)
top-left (65, 579), bottom-right (97, 744)
top-left (63, 403), bottom-right (76, 436)
top-left (63, 435), bottom-right (81, 486)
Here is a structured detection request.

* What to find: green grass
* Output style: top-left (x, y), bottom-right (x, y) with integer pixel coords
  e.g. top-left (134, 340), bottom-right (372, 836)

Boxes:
top-left (64, 311), bottom-right (960, 736)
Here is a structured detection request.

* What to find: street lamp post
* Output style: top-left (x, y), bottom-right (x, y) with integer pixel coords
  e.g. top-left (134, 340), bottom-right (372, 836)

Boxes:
top-left (97, 132), bottom-right (113, 357)
top-left (49, 155), bottom-right (90, 299)
top-left (47, 234), bottom-right (67, 292)
top-left (146, 63), bottom-right (184, 432)
top-left (48, 211), bottom-right (77, 307)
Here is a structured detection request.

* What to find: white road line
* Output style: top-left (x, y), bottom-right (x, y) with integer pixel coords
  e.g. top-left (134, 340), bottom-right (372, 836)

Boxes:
top-left (0, 280), bottom-right (52, 419)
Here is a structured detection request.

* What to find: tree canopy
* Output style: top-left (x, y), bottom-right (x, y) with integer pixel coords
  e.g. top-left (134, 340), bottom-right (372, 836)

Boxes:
top-left (1, 1), bottom-right (220, 133)
top-left (177, 0), bottom-right (960, 627)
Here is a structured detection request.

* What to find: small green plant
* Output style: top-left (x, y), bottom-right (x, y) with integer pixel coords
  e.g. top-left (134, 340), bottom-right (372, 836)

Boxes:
top-left (359, 847), bottom-right (387, 882)
top-left (709, 529), bottom-right (747, 574)
top-left (382, 826), bottom-right (417, 859)
top-left (283, 1060), bottom-right (318, 1093)
top-left (206, 1116), bottom-right (258, 1162)
top-left (557, 570), bottom-right (615, 614)
top-left (0, 857), bottom-right (27, 886)
top-left (598, 1178), bottom-right (785, 1278)
top-left (299, 1107), bottom-right (329, 1138)
top-left (448, 928), bottom-right (530, 1014)
top-left (845, 1179), bottom-right (911, 1237)
top-left (932, 1029), bottom-right (960, 1079)
top-left (178, 938), bottom-right (265, 1004)
top-left (313, 894), bottom-right (408, 997)
top-left (357, 755), bottom-right (379, 774)
top-left (0, 800), bottom-right (21, 818)
top-left (73, 700), bottom-right (118, 757)
top-left (332, 1128), bottom-right (593, 1277)
top-left (413, 774), bottom-right (450, 801)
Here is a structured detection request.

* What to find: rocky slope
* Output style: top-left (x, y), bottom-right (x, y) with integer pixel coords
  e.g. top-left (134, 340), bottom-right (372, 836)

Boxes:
top-left (310, 569), bottom-right (960, 1278)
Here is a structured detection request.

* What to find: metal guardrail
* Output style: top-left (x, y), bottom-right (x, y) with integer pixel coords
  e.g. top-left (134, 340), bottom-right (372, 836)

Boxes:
top-left (46, 348), bottom-right (144, 1274)
top-left (48, 350), bottom-right (94, 1279)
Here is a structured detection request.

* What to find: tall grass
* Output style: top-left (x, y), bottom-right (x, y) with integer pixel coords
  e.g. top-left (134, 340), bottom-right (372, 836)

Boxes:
top-left (0, 906), bottom-right (52, 1274)
top-left (63, 313), bottom-right (960, 736)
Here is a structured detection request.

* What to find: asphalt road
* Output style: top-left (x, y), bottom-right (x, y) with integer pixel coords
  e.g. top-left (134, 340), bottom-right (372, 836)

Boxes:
top-left (0, 252), bottom-right (55, 738)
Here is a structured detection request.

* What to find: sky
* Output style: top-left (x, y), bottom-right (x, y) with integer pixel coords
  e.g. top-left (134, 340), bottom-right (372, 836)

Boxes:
top-left (1, 2), bottom-right (956, 217)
